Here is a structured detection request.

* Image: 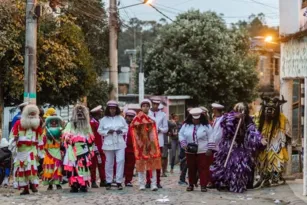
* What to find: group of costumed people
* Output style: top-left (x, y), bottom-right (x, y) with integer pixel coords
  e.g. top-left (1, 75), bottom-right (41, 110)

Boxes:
top-left (4, 94), bottom-right (290, 195)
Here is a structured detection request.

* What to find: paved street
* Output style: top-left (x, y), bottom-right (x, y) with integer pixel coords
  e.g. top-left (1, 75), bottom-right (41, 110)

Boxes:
top-left (0, 167), bottom-right (306, 205)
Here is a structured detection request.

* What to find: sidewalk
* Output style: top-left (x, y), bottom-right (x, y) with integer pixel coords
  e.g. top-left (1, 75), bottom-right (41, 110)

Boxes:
top-left (287, 179), bottom-right (307, 203)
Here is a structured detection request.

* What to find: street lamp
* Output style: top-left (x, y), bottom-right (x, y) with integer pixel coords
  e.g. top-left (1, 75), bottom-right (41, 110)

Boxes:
top-left (264, 36), bottom-right (273, 43)
top-left (119, 0), bottom-right (152, 9)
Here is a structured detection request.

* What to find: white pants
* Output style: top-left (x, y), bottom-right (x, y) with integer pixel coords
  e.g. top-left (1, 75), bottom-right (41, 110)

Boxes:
top-left (104, 149), bottom-right (125, 184)
top-left (138, 170), bottom-right (157, 187)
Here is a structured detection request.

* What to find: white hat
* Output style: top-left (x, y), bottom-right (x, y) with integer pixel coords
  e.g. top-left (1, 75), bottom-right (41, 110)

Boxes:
top-left (18, 102), bottom-right (29, 108)
top-left (127, 104), bottom-right (141, 110)
top-left (125, 110), bottom-right (136, 117)
top-left (107, 100), bottom-right (119, 107)
top-left (151, 97), bottom-right (161, 104)
top-left (158, 104), bottom-right (164, 110)
top-left (90, 105), bottom-right (102, 113)
top-left (0, 138), bottom-right (9, 148)
top-left (200, 106), bottom-right (208, 113)
top-left (140, 99), bottom-right (152, 107)
top-left (211, 103), bottom-right (224, 109)
top-left (189, 108), bottom-right (203, 119)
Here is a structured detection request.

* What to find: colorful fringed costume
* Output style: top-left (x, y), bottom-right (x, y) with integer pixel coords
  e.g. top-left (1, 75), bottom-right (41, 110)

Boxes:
top-left (9, 104), bottom-right (44, 194)
top-left (254, 95), bottom-right (290, 187)
top-left (42, 116), bottom-right (63, 186)
top-left (62, 105), bottom-right (95, 192)
top-left (211, 108), bottom-right (263, 193)
top-left (131, 112), bottom-right (161, 172)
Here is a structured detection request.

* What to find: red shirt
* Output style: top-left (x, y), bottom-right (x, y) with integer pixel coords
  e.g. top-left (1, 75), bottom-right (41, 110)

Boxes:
top-left (90, 117), bottom-right (103, 152)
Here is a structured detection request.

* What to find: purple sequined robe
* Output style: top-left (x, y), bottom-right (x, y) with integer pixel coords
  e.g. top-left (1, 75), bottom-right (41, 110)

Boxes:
top-left (210, 111), bottom-right (264, 193)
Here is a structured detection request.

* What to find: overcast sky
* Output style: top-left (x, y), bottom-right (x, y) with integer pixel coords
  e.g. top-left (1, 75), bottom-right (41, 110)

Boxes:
top-left (110, 0), bottom-right (279, 27)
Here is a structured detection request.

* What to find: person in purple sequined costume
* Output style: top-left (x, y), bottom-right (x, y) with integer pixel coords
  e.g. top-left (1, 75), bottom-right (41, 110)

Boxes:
top-left (210, 102), bottom-right (266, 193)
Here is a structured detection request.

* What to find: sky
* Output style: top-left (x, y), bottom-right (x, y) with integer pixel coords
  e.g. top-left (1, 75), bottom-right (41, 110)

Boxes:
top-left (109, 0), bottom-right (279, 27)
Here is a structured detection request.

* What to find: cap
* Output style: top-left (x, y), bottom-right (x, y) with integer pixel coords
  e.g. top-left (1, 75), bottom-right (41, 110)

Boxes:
top-left (211, 103), bottom-right (224, 109)
top-left (189, 107), bottom-right (203, 119)
top-left (151, 97), bottom-right (161, 104)
top-left (18, 102), bottom-right (29, 108)
top-left (158, 104), bottom-right (164, 110)
top-left (90, 105), bottom-right (103, 113)
top-left (125, 110), bottom-right (136, 117)
top-left (200, 106), bottom-right (208, 113)
top-left (140, 99), bottom-right (152, 107)
top-left (107, 100), bottom-right (119, 107)
top-left (187, 107), bottom-right (193, 112)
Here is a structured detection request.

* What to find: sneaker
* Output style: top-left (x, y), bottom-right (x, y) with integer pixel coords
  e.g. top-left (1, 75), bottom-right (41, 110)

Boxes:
top-left (157, 184), bottom-right (163, 189)
top-left (125, 182), bottom-right (133, 187)
top-left (56, 185), bottom-right (62, 190)
top-left (100, 180), bottom-right (107, 187)
top-left (106, 183), bottom-right (112, 190)
top-left (178, 180), bottom-right (188, 185)
top-left (151, 185), bottom-right (158, 191)
top-left (145, 183), bottom-right (151, 189)
top-left (117, 183), bottom-right (123, 190)
top-left (139, 185), bottom-right (145, 190)
top-left (80, 186), bottom-right (88, 192)
top-left (92, 182), bottom-right (99, 188)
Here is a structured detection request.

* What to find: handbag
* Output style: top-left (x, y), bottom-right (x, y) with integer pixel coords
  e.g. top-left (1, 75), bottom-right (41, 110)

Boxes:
top-left (186, 143), bottom-right (198, 154)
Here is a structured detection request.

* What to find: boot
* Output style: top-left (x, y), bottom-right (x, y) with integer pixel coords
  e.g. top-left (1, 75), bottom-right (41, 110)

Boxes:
top-left (151, 170), bottom-right (158, 191)
top-left (20, 187), bottom-right (30, 195)
top-left (47, 185), bottom-right (53, 191)
top-left (30, 183), bottom-right (38, 193)
top-left (138, 172), bottom-right (145, 190)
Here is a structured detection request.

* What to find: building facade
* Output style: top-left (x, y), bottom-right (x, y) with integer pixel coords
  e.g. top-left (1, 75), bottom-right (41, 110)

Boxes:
top-left (279, 0), bottom-right (307, 195)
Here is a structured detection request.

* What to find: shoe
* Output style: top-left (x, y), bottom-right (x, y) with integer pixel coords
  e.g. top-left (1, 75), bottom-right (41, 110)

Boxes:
top-left (70, 183), bottom-right (79, 193)
top-left (100, 180), bottom-right (107, 187)
top-left (186, 185), bottom-right (194, 191)
top-left (56, 185), bottom-right (62, 190)
top-left (201, 186), bottom-right (207, 192)
top-left (92, 182), bottom-right (99, 188)
top-left (145, 183), bottom-right (151, 189)
top-left (47, 185), bottom-right (53, 191)
top-left (157, 184), bottom-right (163, 189)
top-left (30, 184), bottom-right (38, 193)
top-left (151, 185), bottom-right (158, 191)
top-left (20, 189), bottom-right (30, 195)
top-left (207, 182), bottom-right (215, 189)
top-left (125, 182), bottom-right (133, 187)
top-left (117, 183), bottom-right (123, 190)
top-left (178, 180), bottom-right (188, 185)
top-left (80, 186), bottom-right (88, 192)
top-left (106, 183), bottom-right (112, 190)
top-left (139, 185), bottom-right (145, 190)
top-left (161, 173), bottom-right (167, 177)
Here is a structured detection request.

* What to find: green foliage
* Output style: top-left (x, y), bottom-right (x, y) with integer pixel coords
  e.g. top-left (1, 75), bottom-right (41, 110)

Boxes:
top-left (144, 10), bottom-right (259, 108)
top-left (86, 79), bottom-right (113, 110)
top-left (0, 0), bottom-right (108, 107)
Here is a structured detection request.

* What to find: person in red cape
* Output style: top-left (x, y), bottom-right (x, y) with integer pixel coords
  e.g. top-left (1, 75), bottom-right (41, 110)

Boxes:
top-left (131, 99), bottom-right (162, 191)
top-left (123, 110), bottom-right (137, 187)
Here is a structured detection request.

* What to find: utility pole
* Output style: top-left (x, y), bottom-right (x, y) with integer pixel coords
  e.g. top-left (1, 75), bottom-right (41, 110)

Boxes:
top-left (24, 0), bottom-right (38, 104)
top-left (139, 41), bottom-right (144, 104)
top-left (109, 0), bottom-right (119, 100)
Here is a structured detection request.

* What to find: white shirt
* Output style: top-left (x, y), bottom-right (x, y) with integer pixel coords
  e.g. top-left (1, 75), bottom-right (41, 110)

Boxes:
top-left (179, 123), bottom-right (215, 154)
top-left (212, 116), bottom-right (224, 151)
top-left (149, 110), bottom-right (168, 147)
top-left (98, 115), bottom-right (128, 150)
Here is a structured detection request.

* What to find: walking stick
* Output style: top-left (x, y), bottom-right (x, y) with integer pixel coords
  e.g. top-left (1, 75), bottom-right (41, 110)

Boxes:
top-left (224, 112), bottom-right (244, 168)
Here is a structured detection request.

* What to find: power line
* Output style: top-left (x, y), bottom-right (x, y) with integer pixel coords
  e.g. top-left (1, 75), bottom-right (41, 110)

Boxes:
top-left (148, 3), bottom-right (174, 22)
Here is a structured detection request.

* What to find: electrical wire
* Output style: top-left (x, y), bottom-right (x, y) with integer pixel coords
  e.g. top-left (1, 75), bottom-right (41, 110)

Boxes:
top-left (148, 3), bottom-right (175, 22)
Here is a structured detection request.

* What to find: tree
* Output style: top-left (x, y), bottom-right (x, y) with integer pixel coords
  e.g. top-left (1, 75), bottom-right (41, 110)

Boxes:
top-left (0, 0), bottom-right (98, 107)
top-left (144, 10), bottom-right (259, 108)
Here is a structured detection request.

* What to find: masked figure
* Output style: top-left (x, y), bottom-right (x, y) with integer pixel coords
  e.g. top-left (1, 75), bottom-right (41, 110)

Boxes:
top-left (254, 95), bottom-right (291, 188)
top-left (63, 105), bottom-right (95, 193)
